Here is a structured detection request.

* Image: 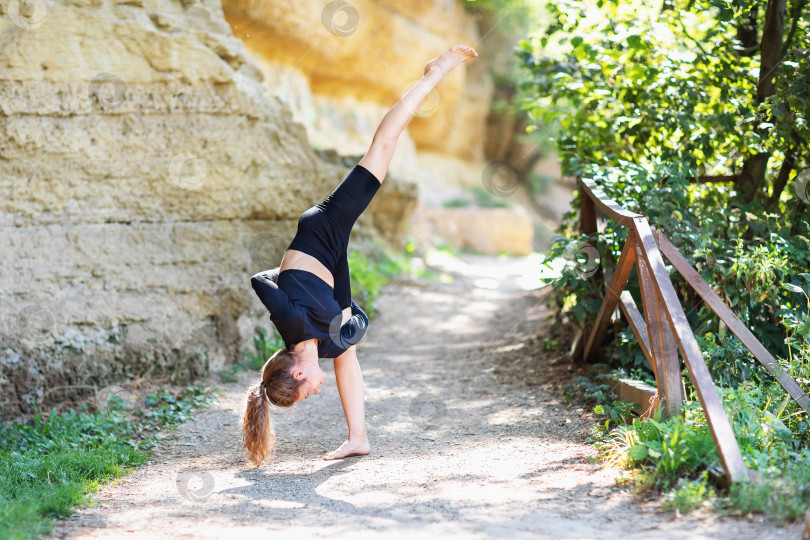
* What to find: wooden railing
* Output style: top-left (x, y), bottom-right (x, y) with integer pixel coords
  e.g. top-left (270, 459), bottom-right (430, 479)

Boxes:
top-left (572, 177), bottom-right (810, 484)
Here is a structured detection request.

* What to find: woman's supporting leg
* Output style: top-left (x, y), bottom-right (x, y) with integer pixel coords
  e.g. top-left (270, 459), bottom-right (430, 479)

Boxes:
top-left (358, 45), bottom-right (477, 183)
top-left (324, 344), bottom-right (370, 460)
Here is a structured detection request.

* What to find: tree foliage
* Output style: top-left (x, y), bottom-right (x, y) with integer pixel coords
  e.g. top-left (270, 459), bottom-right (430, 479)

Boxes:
top-left (521, 0), bottom-right (810, 455)
top-left (521, 0), bottom-right (809, 203)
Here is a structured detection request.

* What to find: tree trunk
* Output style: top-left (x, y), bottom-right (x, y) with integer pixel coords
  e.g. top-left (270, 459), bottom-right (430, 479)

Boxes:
top-left (758, 0), bottom-right (787, 103)
top-left (737, 153), bottom-right (770, 203)
top-left (484, 85), bottom-right (543, 187)
top-left (736, 0), bottom-right (787, 203)
top-left (769, 144), bottom-right (797, 204)
top-left (736, 4), bottom-right (759, 56)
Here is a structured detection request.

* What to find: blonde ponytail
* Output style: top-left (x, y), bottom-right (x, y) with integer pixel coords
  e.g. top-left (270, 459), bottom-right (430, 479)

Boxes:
top-left (240, 348), bottom-right (303, 466)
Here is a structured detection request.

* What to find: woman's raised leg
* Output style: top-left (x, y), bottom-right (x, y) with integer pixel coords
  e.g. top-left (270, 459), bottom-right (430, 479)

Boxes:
top-left (324, 344), bottom-right (370, 460)
top-left (323, 46), bottom-right (478, 460)
top-left (358, 45), bottom-right (478, 183)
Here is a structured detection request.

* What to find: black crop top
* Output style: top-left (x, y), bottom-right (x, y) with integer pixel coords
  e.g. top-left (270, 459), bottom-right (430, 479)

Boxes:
top-left (250, 268), bottom-right (368, 358)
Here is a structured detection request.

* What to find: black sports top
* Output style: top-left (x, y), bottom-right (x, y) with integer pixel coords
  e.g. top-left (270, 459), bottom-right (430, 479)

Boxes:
top-left (250, 268), bottom-right (368, 358)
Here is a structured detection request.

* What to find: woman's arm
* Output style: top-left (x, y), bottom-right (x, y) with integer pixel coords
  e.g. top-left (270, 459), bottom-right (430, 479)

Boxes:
top-left (325, 344), bottom-right (370, 460)
top-left (334, 300), bottom-right (368, 349)
top-left (250, 269), bottom-right (294, 322)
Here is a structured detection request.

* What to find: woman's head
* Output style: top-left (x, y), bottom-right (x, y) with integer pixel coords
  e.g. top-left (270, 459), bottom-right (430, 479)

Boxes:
top-left (240, 344), bottom-right (327, 465)
top-left (289, 342), bottom-right (326, 401)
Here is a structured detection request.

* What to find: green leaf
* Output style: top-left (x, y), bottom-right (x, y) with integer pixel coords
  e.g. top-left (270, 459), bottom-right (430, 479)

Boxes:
top-left (627, 444), bottom-right (649, 461)
top-left (626, 34), bottom-right (642, 50)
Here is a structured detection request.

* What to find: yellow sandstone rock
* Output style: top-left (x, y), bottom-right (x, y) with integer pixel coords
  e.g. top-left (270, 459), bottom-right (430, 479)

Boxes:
top-left (0, 0), bottom-right (340, 416)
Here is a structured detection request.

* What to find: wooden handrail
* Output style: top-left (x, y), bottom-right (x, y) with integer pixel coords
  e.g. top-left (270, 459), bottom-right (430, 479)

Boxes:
top-left (573, 175), bottom-right (810, 484)
top-left (656, 231), bottom-right (810, 412)
top-left (579, 177), bottom-right (642, 228)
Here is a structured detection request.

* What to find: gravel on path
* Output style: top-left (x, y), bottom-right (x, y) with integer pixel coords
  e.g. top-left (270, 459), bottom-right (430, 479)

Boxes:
top-left (49, 254), bottom-right (801, 540)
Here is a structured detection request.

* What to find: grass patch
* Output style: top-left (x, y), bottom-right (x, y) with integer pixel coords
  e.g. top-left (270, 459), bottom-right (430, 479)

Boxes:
top-left (0, 385), bottom-right (215, 539)
top-left (662, 472), bottom-right (716, 514)
top-left (729, 457), bottom-right (810, 521)
top-left (575, 374), bottom-right (810, 522)
top-left (441, 186), bottom-right (510, 209)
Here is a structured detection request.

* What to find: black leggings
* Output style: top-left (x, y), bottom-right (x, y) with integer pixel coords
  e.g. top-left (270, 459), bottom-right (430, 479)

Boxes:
top-left (285, 164), bottom-right (381, 309)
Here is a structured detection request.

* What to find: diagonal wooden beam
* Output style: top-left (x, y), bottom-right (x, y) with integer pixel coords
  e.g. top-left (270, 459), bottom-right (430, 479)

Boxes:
top-left (582, 231), bottom-right (638, 364)
top-left (635, 218), bottom-right (749, 484)
top-left (656, 230), bottom-right (810, 413)
top-left (619, 291), bottom-right (655, 378)
top-left (635, 240), bottom-right (682, 416)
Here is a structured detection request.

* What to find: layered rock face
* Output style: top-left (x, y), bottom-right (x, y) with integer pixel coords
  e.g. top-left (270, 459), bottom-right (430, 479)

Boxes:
top-left (221, 0), bottom-right (493, 191)
top-left (0, 0), bottom-right (345, 417)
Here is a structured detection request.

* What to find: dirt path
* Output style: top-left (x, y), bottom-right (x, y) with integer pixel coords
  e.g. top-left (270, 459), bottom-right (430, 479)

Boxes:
top-left (50, 254), bottom-right (801, 540)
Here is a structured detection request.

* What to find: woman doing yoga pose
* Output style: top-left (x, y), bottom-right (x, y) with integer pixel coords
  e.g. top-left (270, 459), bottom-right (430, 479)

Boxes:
top-left (241, 45), bottom-right (478, 465)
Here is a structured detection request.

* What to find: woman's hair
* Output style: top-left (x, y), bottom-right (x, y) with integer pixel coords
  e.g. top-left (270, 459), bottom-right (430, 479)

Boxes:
top-left (241, 348), bottom-right (304, 466)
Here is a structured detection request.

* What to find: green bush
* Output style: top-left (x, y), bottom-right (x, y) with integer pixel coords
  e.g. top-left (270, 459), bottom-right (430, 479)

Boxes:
top-left (522, 0), bottom-right (810, 386)
top-left (599, 405), bottom-right (719, 489)
top-left (593, 383), bottom-right (810, 517)
top-left (523, 0), bottom-right (810, 519)
top-left (730, 457), bottom-right (810, 522)
top-left (349, 240), bottom-right (431, 316)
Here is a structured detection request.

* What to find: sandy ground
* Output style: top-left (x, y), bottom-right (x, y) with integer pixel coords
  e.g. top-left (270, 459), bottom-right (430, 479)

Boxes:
top-left (49, 254), bottom-right (802, 540)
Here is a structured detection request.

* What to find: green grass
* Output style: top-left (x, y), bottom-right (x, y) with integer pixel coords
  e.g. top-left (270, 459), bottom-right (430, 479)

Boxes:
top-left (729, 457), bottom-right (810, 521)
top-left (0, 385), bottom-right (215, 539)
top-left (580, 377), bottom-right (810, 522)
top-left (662, 472), bottom-right (716, 513)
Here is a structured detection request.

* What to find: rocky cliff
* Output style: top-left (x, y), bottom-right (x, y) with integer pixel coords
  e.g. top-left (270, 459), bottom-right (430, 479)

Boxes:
top-left (220, 0), bottom-right (534, 253)
top-left (0, 0), bottom-right (348, 417)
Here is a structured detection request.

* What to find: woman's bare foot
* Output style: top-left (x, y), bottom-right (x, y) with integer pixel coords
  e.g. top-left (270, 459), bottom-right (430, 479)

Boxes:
top-left (424, 45), bottom-right (478, 77)
top-left (323, 437), bottom-right (371, 460)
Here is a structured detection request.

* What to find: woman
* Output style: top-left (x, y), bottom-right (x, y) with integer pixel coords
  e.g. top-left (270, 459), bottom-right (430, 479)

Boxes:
top-left (241, 45), bottom-right (478, 465)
